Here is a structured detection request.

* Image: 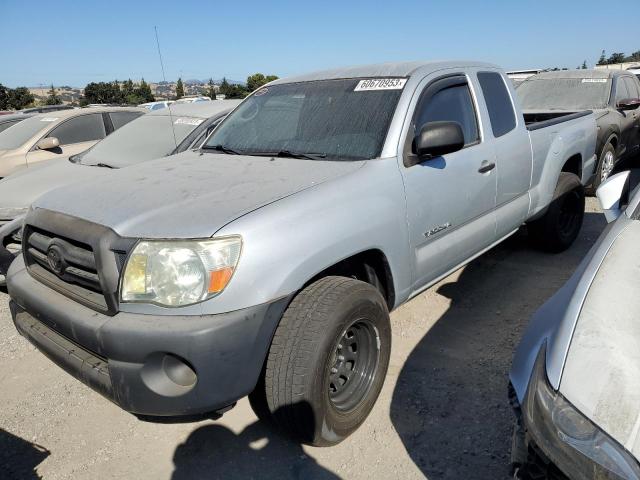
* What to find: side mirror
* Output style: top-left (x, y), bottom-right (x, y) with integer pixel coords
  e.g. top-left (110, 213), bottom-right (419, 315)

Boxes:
top-left (35, 137), bottom-right (60, 151)
top-left (596, 170), bottom-right (630, 223)
top-left (414, 121), bottom-right (465, 161)
top-left (616, 98), bottom-right (640, 111)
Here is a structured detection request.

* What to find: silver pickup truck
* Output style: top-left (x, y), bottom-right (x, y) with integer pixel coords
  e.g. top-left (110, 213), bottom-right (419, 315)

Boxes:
top-left (7, 61), bottom-right (597, 446)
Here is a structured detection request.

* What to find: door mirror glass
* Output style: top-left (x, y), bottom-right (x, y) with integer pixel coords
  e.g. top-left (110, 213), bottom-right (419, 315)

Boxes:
top-left (35, 137), bottom-right (60, 151)
top-left (414, 121), bottom-right (465, 160)
top-left (596, 170), bottom-right (630, 223)
top-left (617, 98), bottom-right (640, 111)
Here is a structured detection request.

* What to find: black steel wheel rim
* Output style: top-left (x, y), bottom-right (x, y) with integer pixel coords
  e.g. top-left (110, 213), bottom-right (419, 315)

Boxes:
top-left (327, 318), bottom-right (380, 412)
top-left (558, 190), bottom-right (581, 239)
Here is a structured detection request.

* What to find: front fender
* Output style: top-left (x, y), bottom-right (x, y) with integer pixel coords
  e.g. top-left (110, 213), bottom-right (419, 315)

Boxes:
top-left (205, 158), bottom-right (412, 315)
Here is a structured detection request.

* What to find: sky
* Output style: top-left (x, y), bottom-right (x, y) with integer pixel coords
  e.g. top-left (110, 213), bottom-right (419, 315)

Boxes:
top-left (1, 0), bottom-right (638, 88)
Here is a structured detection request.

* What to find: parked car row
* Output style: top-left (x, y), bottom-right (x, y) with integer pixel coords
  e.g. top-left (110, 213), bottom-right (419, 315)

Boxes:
top-left (0, 60), bottom-right (639, 479)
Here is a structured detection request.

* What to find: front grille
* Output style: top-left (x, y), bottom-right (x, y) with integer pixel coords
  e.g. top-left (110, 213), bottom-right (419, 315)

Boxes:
top-left (23, 225), bottom-right (111, 313)
top-left (21, 209), bottom-right (137, 315)
top-left (26, 229), bottom-right (101, 291)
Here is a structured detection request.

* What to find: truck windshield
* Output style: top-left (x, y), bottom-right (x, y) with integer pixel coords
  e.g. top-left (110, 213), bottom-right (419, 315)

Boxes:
top-left (205, 78), bottom-right (405, 160)
top-left (517, 77), bottom-right (611, 110)
top-left (77, 115), bottom-right (199, 168)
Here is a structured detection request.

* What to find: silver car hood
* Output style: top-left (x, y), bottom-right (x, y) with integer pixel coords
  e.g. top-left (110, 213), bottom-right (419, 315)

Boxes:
top-left (32, 150), bottom-right (365, 238)
top-left (560, 220), bottom-right (640, 460)
top-left (0, 159), bottom-right (110, 210)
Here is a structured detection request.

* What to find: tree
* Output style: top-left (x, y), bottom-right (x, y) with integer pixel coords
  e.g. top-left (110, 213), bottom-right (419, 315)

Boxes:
top-left (206, 78), bottom-right (216, 100)
top-left (597, 50), bottom-right (607, 65)
top-left (0, 84), bottom-right (9, 110)
top-left (607, 52), bottom-right (625, 65)
top-left (135, 78), bottom-right (155, 103)
top-left (175, 78), bottom-right (184, 99)
top-left (8, 87), bottom-right (35, 110)
top-left (83, 81), bottom-right (122, 104)
top-left (246, 73), bottom-right (279, 92)
top-left (581, 60), bottom-right (587, 70)
top-left (219, 77), bottom-right (248, 99)
top-left (45, 84), bottom-right (62, 105)
top-left (626, 51), bottom-right (640, 62)
top-left (122, 79), bottom-right (135, 98)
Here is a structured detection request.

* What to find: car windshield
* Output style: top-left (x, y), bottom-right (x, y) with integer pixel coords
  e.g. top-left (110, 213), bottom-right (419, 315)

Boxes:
top-left (205, 78), bottom-right (405, 160)
top-left (0, 115), bottom-right (54, 150)
top-left (78, 114), bottom-right (202, 168)
top-left (517, 77), bottom-right (612, 110)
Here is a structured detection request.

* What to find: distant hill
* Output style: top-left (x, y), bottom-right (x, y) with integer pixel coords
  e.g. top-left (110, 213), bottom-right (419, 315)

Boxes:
top-left (184, 78), bottom-right (246, 86)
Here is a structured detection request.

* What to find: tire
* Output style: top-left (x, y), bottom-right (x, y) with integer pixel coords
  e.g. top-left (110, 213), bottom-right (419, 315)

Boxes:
top-left (588, 142), bottom-right (617, 194)
top-left (249, 276), bottom-right (391, 446)
top-left (528, 172), bottom-right (585, 253)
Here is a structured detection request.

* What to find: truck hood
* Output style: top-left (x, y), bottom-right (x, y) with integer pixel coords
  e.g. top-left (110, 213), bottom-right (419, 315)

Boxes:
top-left (0, 158), bottom-right (110, 211)
top-left (32, 150), bottom-right (365, 238)
top-left (560, 220), bottom-right (640, 460)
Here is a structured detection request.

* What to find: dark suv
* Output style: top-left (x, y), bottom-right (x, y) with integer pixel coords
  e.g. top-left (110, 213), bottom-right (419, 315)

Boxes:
top-left (517, 69), bottom-right (640, 191)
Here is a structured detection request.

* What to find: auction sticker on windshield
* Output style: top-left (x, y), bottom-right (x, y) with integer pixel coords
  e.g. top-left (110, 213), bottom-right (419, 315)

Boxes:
top-left (174, 118), bottom-right (204, 126)
top-left (581, 79), bottom-right (608, 83)
top-left (40, 117), bottom-right (59, 122)
top-left (354, 78), bottom-right (407, 91)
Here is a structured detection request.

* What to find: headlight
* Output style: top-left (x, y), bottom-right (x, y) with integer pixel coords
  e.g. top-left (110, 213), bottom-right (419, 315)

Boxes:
top-left (523, 346), bottom-right (640, 480)
top-left (120, 236), bottom-right (242, 307)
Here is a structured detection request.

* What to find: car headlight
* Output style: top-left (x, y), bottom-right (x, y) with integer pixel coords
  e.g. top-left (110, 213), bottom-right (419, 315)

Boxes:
top-left (120, 236), bottom-right (242, 307)
top-left (523, 346), bottom-right (640, 480)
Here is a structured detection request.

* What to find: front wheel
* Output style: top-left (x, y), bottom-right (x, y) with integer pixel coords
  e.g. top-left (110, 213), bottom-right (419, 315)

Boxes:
top-left (589, 142), bottom-right (617, 194)
top-left (528, 172), bottom-right (585, 253)
top-left (249, 276), bottom-right (391, 446)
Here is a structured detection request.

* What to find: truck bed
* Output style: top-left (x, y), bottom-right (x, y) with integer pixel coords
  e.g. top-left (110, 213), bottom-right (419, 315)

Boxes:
top-left (524, 110), bottom-right (592, 131)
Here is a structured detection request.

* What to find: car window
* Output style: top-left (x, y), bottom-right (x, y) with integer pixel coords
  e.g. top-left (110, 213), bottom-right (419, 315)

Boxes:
top-left (109, 111), bottom-right (143, 130)
top-left (415, 82), bottom-right (479, 145)
top-left (615, 79), bottom-right (630, 105)
top-left (47, 113), bottom-right (106, 145)
top-left (0, 115), bottom-right (52, 149)
top-left (0, 119), bottom-right (23, 134)
top-left (477, 71), bottom-right (516, 137)
top-left (623, 77), bottom-right (640, 99)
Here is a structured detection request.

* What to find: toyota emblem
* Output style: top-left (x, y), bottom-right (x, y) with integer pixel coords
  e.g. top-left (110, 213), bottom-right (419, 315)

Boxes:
top-left (46, 246), bottom-right (65, 275)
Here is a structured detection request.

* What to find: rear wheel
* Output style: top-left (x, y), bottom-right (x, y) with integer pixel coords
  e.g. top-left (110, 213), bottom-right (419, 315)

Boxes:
top-left (249, 276), bottom-right (391, 446)
top-left (528, 172), bottom-right (585, 253)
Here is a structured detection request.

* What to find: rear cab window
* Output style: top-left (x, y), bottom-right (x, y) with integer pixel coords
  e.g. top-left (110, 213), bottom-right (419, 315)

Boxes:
top-left (477, 71), bottom-right (517, 137)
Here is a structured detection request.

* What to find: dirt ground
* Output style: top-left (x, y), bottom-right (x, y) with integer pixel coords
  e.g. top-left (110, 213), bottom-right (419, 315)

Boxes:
top-left (0, 198), bottom-right (607, 480)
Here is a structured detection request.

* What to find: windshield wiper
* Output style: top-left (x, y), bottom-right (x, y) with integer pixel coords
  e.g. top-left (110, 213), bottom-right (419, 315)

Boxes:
top-left (251, 150), bottom-right (328, 160)
top-left (202, 144), bottom-right (244, 155)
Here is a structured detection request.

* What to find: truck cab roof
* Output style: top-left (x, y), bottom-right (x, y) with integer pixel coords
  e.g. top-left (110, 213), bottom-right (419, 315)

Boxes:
top-left (270, 60), bottom-right (501, 84)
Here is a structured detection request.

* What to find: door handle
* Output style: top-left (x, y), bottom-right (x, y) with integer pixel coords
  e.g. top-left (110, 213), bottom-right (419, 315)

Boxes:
top-left (478, 161), bottom-right (496, 174)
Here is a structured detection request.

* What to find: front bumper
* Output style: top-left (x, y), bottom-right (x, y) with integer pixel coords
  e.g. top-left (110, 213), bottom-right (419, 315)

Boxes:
top-left (8, 257), bottom-right (290, 417)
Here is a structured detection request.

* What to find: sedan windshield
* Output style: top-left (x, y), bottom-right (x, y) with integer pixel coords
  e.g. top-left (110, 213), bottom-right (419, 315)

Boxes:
top-left (0, 115), bottom-right (53, 150)
top-left (205, 78), bottom-right (405, 160)
top-left (517, 77), bottom-right (612, 110)
top-left (78, 114), bottom-right (202, 168)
